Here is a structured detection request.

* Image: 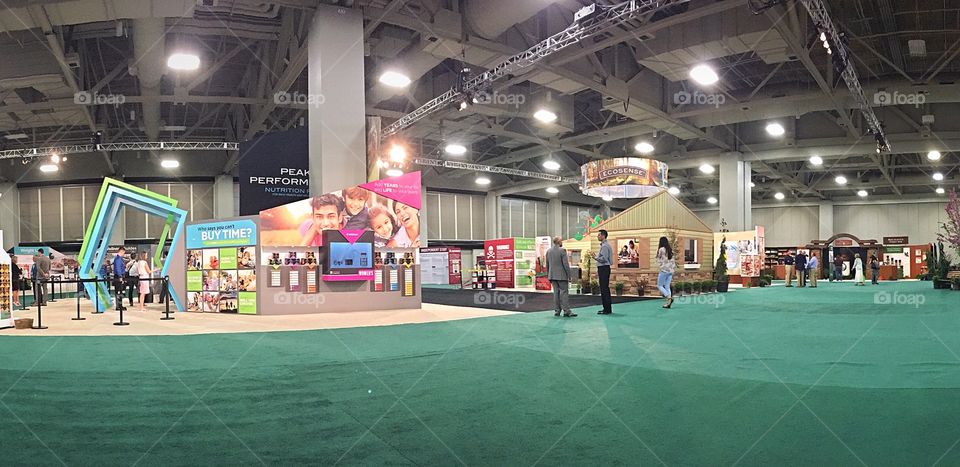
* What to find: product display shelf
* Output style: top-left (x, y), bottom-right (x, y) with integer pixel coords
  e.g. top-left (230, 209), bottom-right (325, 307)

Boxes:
top-left (471, 268), bottom-right (496, 289)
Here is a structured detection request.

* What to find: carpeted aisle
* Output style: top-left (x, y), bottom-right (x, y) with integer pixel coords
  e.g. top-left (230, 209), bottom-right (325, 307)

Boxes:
top-left (422, 287), bottom-right (652, 312)
top-left (1, 281), bottom-right (959, 465)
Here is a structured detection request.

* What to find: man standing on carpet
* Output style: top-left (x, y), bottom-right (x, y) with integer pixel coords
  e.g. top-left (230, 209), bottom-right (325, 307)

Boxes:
top-left (545, 236), bottom-right (576, 317)
top-left (807, 252), bottom-right (819, 288)
top-left (795, 251), bottom-right (807, 287)
top-left (592, 229), bottom-right (613, 315)
top-left (34, 248), bottom-right (51, 306)
top-left (783, 251), bottom-right (795, 287)
top-left (112, 247), bottom-right (128, 313)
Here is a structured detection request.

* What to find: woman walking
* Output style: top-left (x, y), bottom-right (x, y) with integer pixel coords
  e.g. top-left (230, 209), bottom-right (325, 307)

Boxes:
top-left (853, 253), bottom-right (865, 286)
top-left (136, 251), bottom-right (152, 311)
top-left (656, 236), bottom-right (675, 309)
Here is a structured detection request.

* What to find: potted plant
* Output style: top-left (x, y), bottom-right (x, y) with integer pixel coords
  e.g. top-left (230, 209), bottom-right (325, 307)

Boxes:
top-left (635, 277), bottom-right (648, 296)
top-left (590, 280), bottom-right (600, 295)
top-left (671, 281), bottom-right (681, 296)
top-left (714, 236), bottom-right (729, 292)
top-left (684, 281), bottom-right (694, 295)
top-left (614, 281), bottom-right (625, 296)
top-left (952, 278), bottom-right (960, 291)
top-left (706, 279), bottom-right (716, 292)
top-left (582, 255), bottom-right (593, 293)
top-left (933, 242), bottom-right (952, 289)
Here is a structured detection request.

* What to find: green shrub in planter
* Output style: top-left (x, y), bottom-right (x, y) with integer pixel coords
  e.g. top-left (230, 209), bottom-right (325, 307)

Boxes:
top-left (590, 280), bottom-right (600, 295)
top-left (673, 281), bottom-right (685, 296)
top-left (614, 281), bottom-right (625, 296)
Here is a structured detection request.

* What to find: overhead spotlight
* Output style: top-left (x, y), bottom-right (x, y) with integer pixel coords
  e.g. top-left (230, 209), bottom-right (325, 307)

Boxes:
top-left (765, 122), bottom-right (785, 136)
top-left (689, 64), bottom-right (719, 85)
top-left (542, 160), bottom-right (561, 171)
top-left (928, 150), bottom-right (942, 161)
top-left (667, 186), bottom-right (680, 195)
top-left (61, 156), bottom-right (68, 162)
top-left (774, 192), bottom-right (785, 200)
top-left (820, 31), bottom-right (827, 42)
top-left (699, 163), bottom-right (715, 174)
top-left (546, 186), bottom-right (560, 194)
top-left (385, 168), bottom-right (404, 177)
top-left (857, 190), bottom-right (868, 197)
top-left (936, 187), bottom-right (946, 194)
top-left (706, 196), bottom-right (718, 204)
top-left (388, 145), bottom-right (406, 162)
top-left (749, 181), bottom-right (756, 188)
top-left (39, 163), bottom-right (59, 173)
top-left (161, 159), bottom-right (180, 169)
top-left (458, 98), bottom-right (470, 111)
top-left (809, 155), bottom-right (823, 165)
top-left (49, 153), bottom-right (60, 164)
top-left (444, 143), bottom-right (467, 156)
top-left (601, 195), bottom-right (613, 202)
top-left (835, 175), bottom-right (848, 185)
top-left (933, 172), bottom-right (944, 181)
top-left (378, 70), bottom-right (411, 88)
top-left (875, 132), bottom-right (889, 153)
top-left (634, 141), bottom-right (654, 154)
top-left (167, 52), bottom-right (200, 71)
top-left (475, 176), bottom-right (491, 186)
top-left (533, 109), bottom-right (558, 123)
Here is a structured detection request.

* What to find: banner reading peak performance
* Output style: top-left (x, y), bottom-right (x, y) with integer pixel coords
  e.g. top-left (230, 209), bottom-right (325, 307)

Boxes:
top-left (239, 127), bottom-right (309, 215)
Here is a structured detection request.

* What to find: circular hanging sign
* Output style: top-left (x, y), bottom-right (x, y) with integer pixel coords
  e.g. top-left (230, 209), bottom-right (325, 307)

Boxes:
top-left (580, 157), bottom-right (668, 198)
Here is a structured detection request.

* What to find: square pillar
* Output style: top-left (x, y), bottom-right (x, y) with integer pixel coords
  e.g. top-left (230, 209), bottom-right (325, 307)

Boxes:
top-left (548, 198), bottom-right (563, 238)
top-left (719, 156), bottom-right (751, 231)
top-left (818, 202), bottom-right (834, 240)
top-left (213, 175), bottom-right (235, 219)
top-left (484, 193), bottom-right (499, 239)
top-left (0, 183), bottom-right (20, 248)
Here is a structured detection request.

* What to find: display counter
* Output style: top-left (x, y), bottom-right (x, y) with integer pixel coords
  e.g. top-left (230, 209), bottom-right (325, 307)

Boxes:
top-left (878, 264), bottom-right (900, 281)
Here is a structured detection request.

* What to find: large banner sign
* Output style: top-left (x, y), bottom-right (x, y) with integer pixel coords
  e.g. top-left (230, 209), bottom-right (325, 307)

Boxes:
top-left (260, 171), bottom-right (421, 248)
top-left (580, 157), bottom-right (667, 199)
top-left (186, 218), bottom-right (258, 314)
top-left (484, 238), bottom-right (515, 288)
top-left (239, 127), bottom-right (309, 215)
top-left (186, 220), bottom-right (258, 249)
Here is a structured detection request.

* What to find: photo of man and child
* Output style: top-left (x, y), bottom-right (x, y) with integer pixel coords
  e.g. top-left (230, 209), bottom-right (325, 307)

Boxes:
top-left (260, 185), bottom-right (421, 248)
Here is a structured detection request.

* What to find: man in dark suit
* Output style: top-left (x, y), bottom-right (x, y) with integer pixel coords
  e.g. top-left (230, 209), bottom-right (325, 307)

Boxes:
top-left (795, 251), bottom-right (808, 287)
top-left (545, 236), bottom-right (576, 317)
top-left (34, 248), bottom-right (51, 305)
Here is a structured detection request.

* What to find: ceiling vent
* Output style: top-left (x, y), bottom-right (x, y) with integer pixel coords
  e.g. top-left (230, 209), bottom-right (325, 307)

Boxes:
top-left (908, 39), bottom-right (926, 57)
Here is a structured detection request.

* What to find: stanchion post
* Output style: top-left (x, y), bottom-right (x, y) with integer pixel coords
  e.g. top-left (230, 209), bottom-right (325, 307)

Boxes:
top-left (72, 278), bottom-right (85, 321)
top-left (114, 277), bottom-right (129, 326)
top-left (32, 278), bottom-right (48, 330)
top-left (48, 277), bottom-right (56, 303)
top-left (161, 276), bottom-right (174, 320)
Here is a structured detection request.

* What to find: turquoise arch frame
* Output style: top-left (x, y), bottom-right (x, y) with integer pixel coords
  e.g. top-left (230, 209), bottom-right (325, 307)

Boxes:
top-left (78, 185), bottom-right (187, 312)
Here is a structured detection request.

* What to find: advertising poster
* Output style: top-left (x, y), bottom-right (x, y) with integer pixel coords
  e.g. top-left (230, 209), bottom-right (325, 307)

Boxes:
top-left (484, 238), bottom-right (515, 288)
top-left (580, 157), bottom-right (667, 198)
top-left (514, 237), bottom-right (536, 287)
top-left (534, 237), bottom-right (552, 290)
top-left (260, 171), bottom-right (421, 248)
top-left (715, 227), bottom-right (765, 277)
top-left (238, 126), bottom-right (309, 215)
top-left (186, 219), bottom-right (258, 314)
top-left (616, 238), bottom-right (640, 268)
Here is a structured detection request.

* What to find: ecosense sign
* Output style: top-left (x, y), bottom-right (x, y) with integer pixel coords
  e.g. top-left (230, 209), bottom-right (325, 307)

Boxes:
top-left (186, 220), bottom-right (258, 249)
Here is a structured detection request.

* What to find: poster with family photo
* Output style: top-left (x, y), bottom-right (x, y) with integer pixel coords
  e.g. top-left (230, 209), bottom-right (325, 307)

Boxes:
top-left (237, 247), bottom-right (256, 269)
top-left (616, 238), bottom-right (640, 268)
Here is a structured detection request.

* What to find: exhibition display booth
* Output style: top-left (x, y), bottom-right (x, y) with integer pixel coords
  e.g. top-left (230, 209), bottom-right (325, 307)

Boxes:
top-left (764, 234), bottom-right (927, 281)
top-left (714, 226), bottom-right (766, 286)
top-left (420, 247), bottom-right (462, 286)
top-left (479, 237), bottom-right (549, 289)
top-left (563, 191), bottom-right (715, 296)
top-left (175, 172), bottom-right (423, 314)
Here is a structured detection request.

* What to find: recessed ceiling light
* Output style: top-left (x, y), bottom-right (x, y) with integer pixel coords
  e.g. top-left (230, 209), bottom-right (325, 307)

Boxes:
top-left (809, 155), bottom-right (823, 165)
top-left (39, 163), bottom-right (58, 173)
top-left (706, 196), bottom-right (718, 204)
top-left (936, 187), bottom-right (945, 194)
top-left (160, 159), bottom-right (180, 169)
top-left (835, 175), bottom-right (848, 185)
top-left (378, 70), bottom-right (411, 88)
top-left (167, 52), bottom-right (200, 71)
top-left (667, 186), bottom-right (680, 195)
top-left (774, 192), bottom-right (785, 200)
top-left (542, 160), bottom-right (561, 171)
top-left (699, 164), bottom-right (715, 174)
top-left (385, 168), bottom-right (404, 177)
top-left (4, 133), bottom-right (28, 140)
top-left (546, 186), bottom-right (560, 194)
top-left (533, 109), bottom-right (557, 123)
top-left (475, 176), bottom-right (491, 185)
top-left (444, 143), bottom-right (467, 155)
top-left (857, 190), bottom-right (868, 197)
top-left (601, 195), bottom-right (613, 202)
top-left (634, 141), bottom-right (654, 154)
top-left (933, 172), bottom-right (944, 181)
top-left (927, 150), bottom-right (942, 161)
top-left (765, 122), bottom-right (785, 136)
top-left (689, 64), bottom-right (719, 85)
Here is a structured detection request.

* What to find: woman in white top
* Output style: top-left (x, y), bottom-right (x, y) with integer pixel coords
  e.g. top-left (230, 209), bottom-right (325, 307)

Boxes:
top-left (656, 236), bottom-right (676, 309)
top-left (853, 253), bottom-right (865, 286)
top-left (136, 251), bottom-right (152, 310)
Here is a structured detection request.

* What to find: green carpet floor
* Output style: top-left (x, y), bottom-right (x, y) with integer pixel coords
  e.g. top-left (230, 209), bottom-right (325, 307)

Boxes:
top-left (1, 281), bottom-right (959, 465)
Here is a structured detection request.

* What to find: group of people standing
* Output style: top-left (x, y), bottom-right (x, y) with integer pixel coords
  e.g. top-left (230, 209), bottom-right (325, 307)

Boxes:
top-left (99, 247), bottom-right (153, 313)
top-left (544, 230), bottom-right (678, 317)
top-left (783, 251), bottom-right (881, 286)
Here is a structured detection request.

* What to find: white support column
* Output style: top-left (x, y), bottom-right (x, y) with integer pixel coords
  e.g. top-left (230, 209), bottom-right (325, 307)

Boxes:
top-left (308, 4), bottom-right (367, 195)
top-left (719, 155), bottom-right (751, 231)
top-left (548, 198), bottom-right (563, 238)
top-left (484, 193), bottom-right (500, 239)
top-left (213, 175), bottom-right (235, 219)
top-left (0, 183), bottom-right (20, 248)
top-left (818, 202), bottom-right (834, 239)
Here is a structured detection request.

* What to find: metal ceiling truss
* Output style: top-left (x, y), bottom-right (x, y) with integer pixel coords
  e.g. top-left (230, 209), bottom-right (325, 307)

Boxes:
top-left (414, 158), bottom-right (579, 183)
top-left (0, 142), bottom-right (239, 160)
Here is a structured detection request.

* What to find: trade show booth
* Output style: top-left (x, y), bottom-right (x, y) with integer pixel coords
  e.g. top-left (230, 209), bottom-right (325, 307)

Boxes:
top-left (419, 246), bottom-right (462, 286)
top-left (714, 226), bottom-right (766, 285)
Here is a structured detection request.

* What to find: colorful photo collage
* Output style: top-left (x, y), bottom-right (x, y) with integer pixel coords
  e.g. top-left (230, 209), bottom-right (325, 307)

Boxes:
top-left (187, 246), bottom-right (257, 313)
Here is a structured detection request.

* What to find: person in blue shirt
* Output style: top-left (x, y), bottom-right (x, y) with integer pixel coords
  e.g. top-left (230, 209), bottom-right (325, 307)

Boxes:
top-left (591, 229), bottom-right (614, 315)
top-left (807, 252), bottom-right (819, 288)
top-left (112, 247), bottom-right (128, 312)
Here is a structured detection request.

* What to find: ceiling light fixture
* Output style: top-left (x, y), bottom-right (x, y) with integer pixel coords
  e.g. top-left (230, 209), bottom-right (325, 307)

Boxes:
top-left (475, 176), bottom-right (491, 186)
top-left (160, 159), bottom-right (180, 169)
top-left (835, 175), bottom-right (848, 185)
top-left (933, 172), bottom-right (944, 181)
top-left (385, 168), bottom-right (404, 177)
top-left (689, 64), bottom-right (719, 85)
top-left (546, 186), bottom-right (560, 194)
top-left (378, 70), bottom-right (411, 88)
top-left (765, 122), bottom-right (785, 136)
top-left (927, 150), bottom-right (942, 161)
top-left (388, 145), bottom-right (406, 162)
top-left (857, 190), bottom-right (868, 197)
top-left (706, 196), bottom-right (718, 204)
top-left (39, 163), bottom-right (58, 173)
top-left (444, 143), bottom-right (467, 156)
top-left (542, 160), bottom-right (561, 171)
top-left (749, 181), bottom-right (756, 188)
top-left (667, 186), bottom-right (680, 196)
top-left (809, 155), bottom-right (823, 165)
top-left (533, 109), bottom-right (557, 123)
top-left (699, 163), bottom-right (715, 174)
top-left (634, 141), bottom-right (654, 154)
top-left (49, 153), bottom-right (60, 164)
top-left (774, 192), bottom-right (785, 200)
top-left (936, 187), bottom-right (946, 194)
top-left (167, 52), bottom-right (200, 71)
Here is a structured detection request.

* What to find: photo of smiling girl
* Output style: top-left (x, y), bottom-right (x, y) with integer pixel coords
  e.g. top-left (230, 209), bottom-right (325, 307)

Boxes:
top-left (368, 204), bottom-right (397, 248)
